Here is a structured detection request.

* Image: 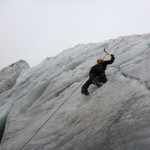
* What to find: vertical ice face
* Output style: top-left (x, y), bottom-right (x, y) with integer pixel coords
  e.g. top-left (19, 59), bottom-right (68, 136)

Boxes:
top-left (0, 60), bottom-right (29, 143)
top-left (0, 34), bottom-right (150, 150)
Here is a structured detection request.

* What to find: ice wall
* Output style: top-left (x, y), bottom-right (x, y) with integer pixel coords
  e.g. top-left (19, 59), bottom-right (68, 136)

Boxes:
top-left (0, 60), bottom-right (30, 93)
top-left (0, 34), bottom-right (150, 150)
top-left (0, 60), bottom-right (29, 142)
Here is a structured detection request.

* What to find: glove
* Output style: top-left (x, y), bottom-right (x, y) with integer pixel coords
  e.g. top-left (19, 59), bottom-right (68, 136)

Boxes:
top-left (111, 54), bottom-right (114, 57)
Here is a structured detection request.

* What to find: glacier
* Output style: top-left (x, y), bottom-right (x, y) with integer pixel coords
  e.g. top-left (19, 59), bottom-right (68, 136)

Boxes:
top-left (0, 34), bottom-right (150, 150)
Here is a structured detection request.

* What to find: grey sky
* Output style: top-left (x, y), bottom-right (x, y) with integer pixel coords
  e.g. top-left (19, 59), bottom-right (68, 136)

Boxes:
top-left (0, 0), bottom-right (150, 69)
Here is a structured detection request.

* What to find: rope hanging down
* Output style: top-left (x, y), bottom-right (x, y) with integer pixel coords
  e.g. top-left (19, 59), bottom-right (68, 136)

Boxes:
top-left (20, 78), bottom-right (87, 150)
top-left (19, 37), bottom-right (125, 150)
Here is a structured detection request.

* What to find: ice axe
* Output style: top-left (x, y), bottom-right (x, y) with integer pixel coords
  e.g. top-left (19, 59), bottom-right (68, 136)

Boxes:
top-left (104, 48), bottom-right (111, 55)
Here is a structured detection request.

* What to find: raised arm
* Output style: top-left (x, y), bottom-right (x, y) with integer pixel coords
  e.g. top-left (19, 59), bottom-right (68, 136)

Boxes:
top-left (104, 54), bottom-right (115, 65)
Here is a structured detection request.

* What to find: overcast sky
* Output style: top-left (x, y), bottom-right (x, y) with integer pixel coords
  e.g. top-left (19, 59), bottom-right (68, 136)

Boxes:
top-left (0, 0), bottom-right (150, 69)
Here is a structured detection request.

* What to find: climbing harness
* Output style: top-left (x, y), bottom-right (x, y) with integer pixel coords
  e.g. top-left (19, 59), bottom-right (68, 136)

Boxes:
top-left (19, 37), bottom-right (125, 150)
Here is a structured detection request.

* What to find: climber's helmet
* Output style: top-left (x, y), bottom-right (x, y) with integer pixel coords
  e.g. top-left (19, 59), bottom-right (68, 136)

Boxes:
top-left (97, 58), bottom-right (104, 64)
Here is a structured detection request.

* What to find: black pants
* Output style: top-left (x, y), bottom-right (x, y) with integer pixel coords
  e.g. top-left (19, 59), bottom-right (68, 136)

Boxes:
top-left (82, 73), bottom-right (107, 91)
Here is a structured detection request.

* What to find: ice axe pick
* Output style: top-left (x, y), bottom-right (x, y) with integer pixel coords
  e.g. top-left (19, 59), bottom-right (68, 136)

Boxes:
top-left (104, 48), bottom-right (111, 55)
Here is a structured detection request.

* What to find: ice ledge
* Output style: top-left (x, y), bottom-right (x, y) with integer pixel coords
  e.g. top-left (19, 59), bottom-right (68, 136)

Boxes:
top-left (0, 60), bottom-right (30, 93)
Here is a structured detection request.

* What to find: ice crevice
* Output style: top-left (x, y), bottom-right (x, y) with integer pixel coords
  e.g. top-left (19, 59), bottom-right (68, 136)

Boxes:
top-left (0, 102), bottom-right (14, 143)
top-left (120, 71), bottom-right (140, 81)
top-left (120, 71), bottom-right (150, 92)
top-left (112, 66), bottom-right (139, 81)
top-left (112, 66), bottom-right (150, 92)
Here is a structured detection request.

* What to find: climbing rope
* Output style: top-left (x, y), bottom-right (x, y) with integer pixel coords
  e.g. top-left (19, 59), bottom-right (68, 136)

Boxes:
top-left (113, 37), bottom-right (126, 54)
top-left (19, 37), bottom-right (125, 150)
top-left (103, 37), bottom-right (125, 58)
top-left (19, 78), bottom-right (87, 150)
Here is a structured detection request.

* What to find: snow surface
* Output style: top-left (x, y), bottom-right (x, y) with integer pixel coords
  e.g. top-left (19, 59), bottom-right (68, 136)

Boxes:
top-left (0, 34), bottom-right (150, 150)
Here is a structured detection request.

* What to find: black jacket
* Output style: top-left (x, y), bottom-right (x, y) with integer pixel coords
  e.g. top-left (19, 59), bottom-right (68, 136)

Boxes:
top-left (89, 55), bottom-right (115, 76)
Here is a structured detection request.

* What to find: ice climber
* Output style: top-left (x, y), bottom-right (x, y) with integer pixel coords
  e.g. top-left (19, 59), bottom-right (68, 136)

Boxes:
top-left (81, 54), bottom-right (115, 95)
